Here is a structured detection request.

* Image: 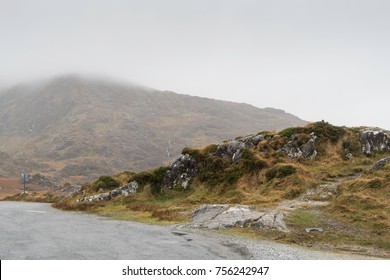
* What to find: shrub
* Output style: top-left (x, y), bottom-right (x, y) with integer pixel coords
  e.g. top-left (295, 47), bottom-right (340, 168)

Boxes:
top-left (128, 167), bottom-right (169, 194)
top-left (265, 168), bottom-right (278, 181)
top-left (240, 149), bottom-right (267, 173)
top-left (265, 165), bottom-right (297, 181)
top-left (149, 167), bottom-right (169, 194)
top-left (197, 157), bottom-right (243, 187)
top-left (129, 172), bottom-right (153, 186)
top-left (368, 179), bottom-right (383, 189)
top-left (277, 165), bottom-right (297, 177)
top-left (203, 144), bottom-right (218, 155)
top-left (342, 137), bottom-right (362, 155)
top-left (93, 176), bottom-right (120, 191)
top-left (307, 121), bottom-right (346, 143)
top-left (294, 133), bottom-right (311, 146)
top-left (182, 147), bottom-right (204, 162)
top-left (279, 127), bottom-right (299, 138)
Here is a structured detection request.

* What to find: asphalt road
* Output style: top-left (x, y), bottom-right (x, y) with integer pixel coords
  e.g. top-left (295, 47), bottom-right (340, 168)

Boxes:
top-left (0, 201), bottom-right (246, 260)
top-left (0, 201), bottom-right (374, 260)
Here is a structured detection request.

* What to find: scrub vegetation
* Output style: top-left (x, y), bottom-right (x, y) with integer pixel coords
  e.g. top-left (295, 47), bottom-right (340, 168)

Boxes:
top-left (46, 122), bottom-right (390, 256)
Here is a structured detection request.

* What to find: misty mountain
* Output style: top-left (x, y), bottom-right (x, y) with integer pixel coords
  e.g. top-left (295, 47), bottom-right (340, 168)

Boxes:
top-left (0, 75), bottom-right (306, 182)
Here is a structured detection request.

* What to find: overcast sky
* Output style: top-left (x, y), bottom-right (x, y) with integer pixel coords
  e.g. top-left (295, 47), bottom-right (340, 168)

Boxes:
top-left (1, 0), bottom-right (389, 129)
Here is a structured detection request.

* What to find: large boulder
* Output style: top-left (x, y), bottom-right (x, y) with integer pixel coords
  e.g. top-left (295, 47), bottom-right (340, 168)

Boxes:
top-left (359, 129), bottom-right (390, 154)
top-left (190, 204), bottom-right (289, 232)
top-left (191, 204), bottom-right (263, 229)
top-left (162, 154), bottom-right (198, 189)
top-left (254, 211), bottom-right (289, 232)
top-left (214, 135), bottom-right (264, 163)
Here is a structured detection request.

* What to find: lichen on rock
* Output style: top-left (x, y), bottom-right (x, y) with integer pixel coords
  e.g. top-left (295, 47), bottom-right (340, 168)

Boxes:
top-left (162, 154), bottom-right (198, 189)
top-left (281, 132), bottom-right (317, 159)
top-left (77, 181), bottom-right (138, 203)
top-left (359, 129), bottom-right (390, 154)
top-left (214, 135), bottom-right (264, 163)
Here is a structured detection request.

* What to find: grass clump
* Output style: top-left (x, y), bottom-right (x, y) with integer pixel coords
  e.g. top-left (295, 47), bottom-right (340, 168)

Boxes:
top-left (128, 166), bottom-right (169, 195)
top-left (92, 176), bottom-right (120, 192)
top-left (328, 167), bottom-right (390, 237)
top-left (197, 156), bottom-right (243, 187)
top-left (240, 149), bottom-right (267, 173)
top-left (265, 165), bottom-right (297, 181)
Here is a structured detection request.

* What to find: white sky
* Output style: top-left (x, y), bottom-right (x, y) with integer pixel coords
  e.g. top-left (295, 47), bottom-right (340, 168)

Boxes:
top-left (1, 0), bottom-right (389, 129)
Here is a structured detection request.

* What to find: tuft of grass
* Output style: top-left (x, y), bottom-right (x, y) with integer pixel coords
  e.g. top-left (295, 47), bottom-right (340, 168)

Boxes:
top-left (92, 176), bottom-right (120, 192)
top-left (265, 165), bottom-right (296, 181)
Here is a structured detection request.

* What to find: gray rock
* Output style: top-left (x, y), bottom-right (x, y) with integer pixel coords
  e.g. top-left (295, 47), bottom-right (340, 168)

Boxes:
top-left (372, 156), bottom-right (390, 170)
top-left (359, 129), bottom-right (390, 154)
top-left (303, 183), bottom-right (338, 201)
top-left (255, 211), bottom-right (289, 232)
top-left (305, 228), bottom-right (323, 233)
top-left (77, 181), bottom-right (138, 203)
top-left (301, 138), bottom-right (317, 159)
top-left (214, 135), bottom-right (264, 163)
top-left (163, 154), bottom-right (198, 189)
top-left (190, 204), bottom-right (288, 232)
top-left (191, 204), bottom-right (230, 227)
top-left (281, 134), bottom-right (317, 159)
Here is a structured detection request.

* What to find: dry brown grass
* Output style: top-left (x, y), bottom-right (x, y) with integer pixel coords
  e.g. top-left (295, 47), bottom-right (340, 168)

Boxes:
top-left (0, 177), bottom-right (52, 200)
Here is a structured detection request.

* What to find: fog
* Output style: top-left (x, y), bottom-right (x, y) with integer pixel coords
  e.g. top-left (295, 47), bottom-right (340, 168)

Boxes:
top-left (1, 0), bottom-right (389, 129)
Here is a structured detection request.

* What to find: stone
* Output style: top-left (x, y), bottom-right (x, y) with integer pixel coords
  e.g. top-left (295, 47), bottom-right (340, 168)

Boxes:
top-left (359, 129), bottom-right (390, 154)
top-left (305, 227), bottom-right (323, 233)
top-left (77, 181), bottom-right (138, 203)
top-left (255, 211), bottom-right (289, 232)
top-left (191, 204), bottom-right (230, 227)
top-left (281, 134), bottom-right (317, 159)
top-left (162, 154), bottom-right (198, 189)
top-left (303, 183), bottom-right (338, 201)
top-left (190, 204), bottom-right (288, 232)
top-left (214, 135), bottom-right (264, 163)
top-left (301, 139), bottom-right (317, 159)
top-left (372, 156), bottom-right (390, 170)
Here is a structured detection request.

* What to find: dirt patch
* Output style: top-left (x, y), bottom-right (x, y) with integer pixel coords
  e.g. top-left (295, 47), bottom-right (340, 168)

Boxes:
top-left (0, 177), bottom-right (47, 200)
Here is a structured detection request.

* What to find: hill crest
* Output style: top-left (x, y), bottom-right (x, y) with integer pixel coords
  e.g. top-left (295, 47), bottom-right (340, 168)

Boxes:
top-left (0, 75), bottom-right (306, 182)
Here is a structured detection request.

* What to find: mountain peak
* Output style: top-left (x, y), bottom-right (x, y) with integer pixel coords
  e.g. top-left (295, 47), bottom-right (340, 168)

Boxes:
top-left (0, 77), bottom-right (306, 183)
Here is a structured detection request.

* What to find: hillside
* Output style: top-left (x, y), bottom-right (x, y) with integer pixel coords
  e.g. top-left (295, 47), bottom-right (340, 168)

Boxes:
top-left (0, 75), bottom-right (306, 182)
top-left (54, 122), bottom-right (390, 257)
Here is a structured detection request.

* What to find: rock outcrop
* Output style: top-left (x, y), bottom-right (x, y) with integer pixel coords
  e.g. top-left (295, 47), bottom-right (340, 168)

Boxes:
top-left (163, 154), bottom-right (198, 189)
top-left (372, 156), bottom-right (390, 170)
top-left (281, 133), bottom-right (317, 159)
top-left (359, 129), bottom-right (390, 154)
top-left (214, 135), bottom-right (264, 163)
top-left (77, 181), bottom-right (138, 203)
top-left (255, 211), bottom-right (289, 232)
top-left (191, 204), bottom-right (289, 232)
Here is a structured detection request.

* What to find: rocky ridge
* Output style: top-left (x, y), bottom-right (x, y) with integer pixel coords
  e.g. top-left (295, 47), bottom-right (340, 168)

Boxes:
top-left (61, 122), bottom-right (390, 239)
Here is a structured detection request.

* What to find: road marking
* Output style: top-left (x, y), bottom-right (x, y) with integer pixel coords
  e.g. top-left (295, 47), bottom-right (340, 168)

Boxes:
top-left (25, 210), bottom-right (46, 214)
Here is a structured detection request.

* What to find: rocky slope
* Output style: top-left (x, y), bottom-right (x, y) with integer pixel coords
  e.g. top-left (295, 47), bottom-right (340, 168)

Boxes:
top-left (56, 122), bottom-right (390, 256)
top-left (0, 75), bottom-right (305, 182)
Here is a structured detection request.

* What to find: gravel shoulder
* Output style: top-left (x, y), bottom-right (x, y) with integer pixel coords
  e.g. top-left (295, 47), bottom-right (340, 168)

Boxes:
top-left (171, 226), bottom-right (380, 260)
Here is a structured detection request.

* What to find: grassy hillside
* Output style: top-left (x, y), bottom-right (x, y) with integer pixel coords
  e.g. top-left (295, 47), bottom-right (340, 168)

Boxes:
top-left (53, 121), bottom-right (390, 256)
top-left (0, 75), bottom-right (306, 183)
